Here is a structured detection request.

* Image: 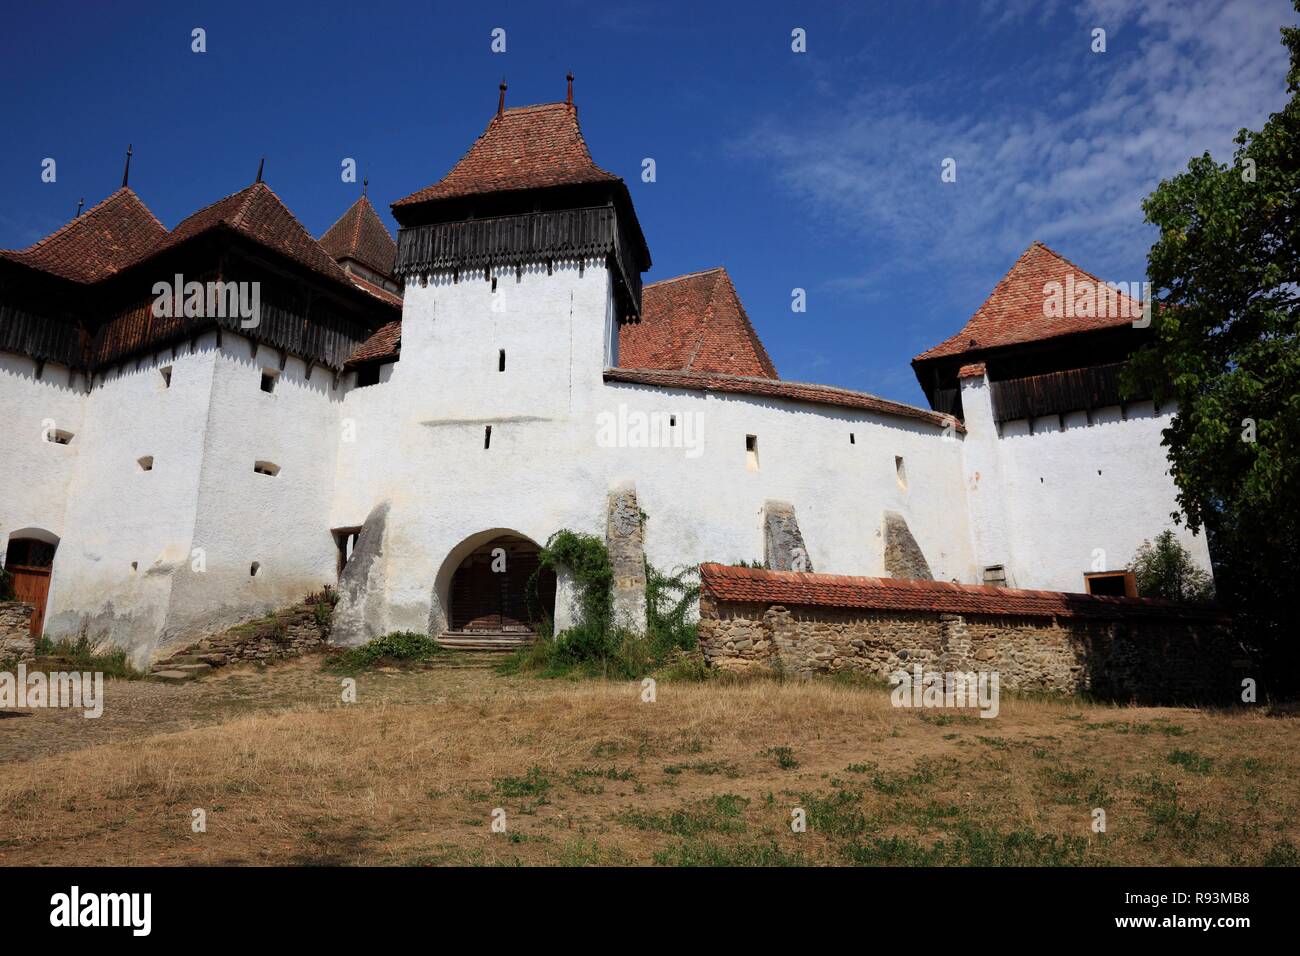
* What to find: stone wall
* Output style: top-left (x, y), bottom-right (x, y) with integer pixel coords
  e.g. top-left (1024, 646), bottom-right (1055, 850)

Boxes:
top-left (153, 603), bottom-right (331, 671)
top-left (0, 602), bottom-right (35, 660)
top-left (698, 591), bottom-right (1239, 704)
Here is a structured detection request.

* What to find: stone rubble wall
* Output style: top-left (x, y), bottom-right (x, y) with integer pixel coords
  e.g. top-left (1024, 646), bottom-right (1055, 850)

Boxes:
top-left (0, 602), bottom-right (35, 660)
top-left (698, 591), bottom-right (1239, 703)
top-left (153, 604), bottom-right (331, 670)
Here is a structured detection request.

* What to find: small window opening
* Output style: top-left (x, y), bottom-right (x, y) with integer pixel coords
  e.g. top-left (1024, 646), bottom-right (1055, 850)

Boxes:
top-left (160, 365), bottom-right (173, 388)
top-left (253, 460), bottom-right (280, 476)
top-left (130, 561), bottom-right (138, 574)
top-left (745, 434), bottom-right (759, 471)
top-left (249, 561), bottom-right (261, 577)
top-left (850, 433), bottom-right (856, 444)
top-left (260, 369), bottom-right (278, 393)
top-left (491, 276), bottom-right (498, 292)
top-left (895, 455), bottom-right (908, 490)
top-left (137, 455), bottom-right (154, 471)
top-left (484, 425), bottom-right (493, 449)
top-left (47, 429), bottom-right (74, 445)
top-left (1085, 571), bottom-right (1136, 597)
top-left (498, 349), bottom-right (506, 372)
top-left (334, 527), bottom-right (362, 579)
top-left (982, 565), bottom-right (1007, 586)
top-left (356, 364), bottom-right (381, 388)
top-left (670, 415), bottom-right (677, 427)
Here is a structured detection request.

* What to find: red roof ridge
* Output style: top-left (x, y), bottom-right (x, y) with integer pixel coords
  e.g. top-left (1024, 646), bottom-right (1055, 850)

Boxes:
top-left (709, 267), bottom-right (777, 378)
top-left (698, 563), bottom-right (1228, 623)
top-left (159, 180), bottom-right (356, 288)
top-left (644, 267), bottom-right (727, 289)
top-left (913, 240), bottom-right (1141, 363)
top-left (604, 367), bottom-right (962, 432)
top-left (0, 187), bottom-right (169, 282)
top-left (0, 187), bottom-right (161, 257)
top-left (392, 99), bottom-right (618, 209)
top-left (319, 194), bottom-right (397, 277)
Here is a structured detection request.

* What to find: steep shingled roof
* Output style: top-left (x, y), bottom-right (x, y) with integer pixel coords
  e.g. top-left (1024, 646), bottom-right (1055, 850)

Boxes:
top-left (914, 241), bottom-right (1143, 363)
top-left (604, 367), bottom-right (962, 432)
top-left (620, 267), bottom-right (778, 378)
top-left (392, 102), bottom-right (620, 207)
top-left (320, 195), bottom-right (397, 278)
top-left (0, 188), bottom-right (168, 283)
top-left (345, 319), bottom-right (401, 366)
top-left (699, 564), bottom-right (1228, 623)
top-left (154, 181), bottom-right (354, 285)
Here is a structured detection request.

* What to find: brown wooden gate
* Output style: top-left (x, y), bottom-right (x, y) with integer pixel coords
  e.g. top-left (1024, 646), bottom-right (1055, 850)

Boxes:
top-left (10, 566), bottom-right (51, 636)
top-left (5, 536), bottom-right (57, 638)
top-left (448, 536), bottom-right (555, 633)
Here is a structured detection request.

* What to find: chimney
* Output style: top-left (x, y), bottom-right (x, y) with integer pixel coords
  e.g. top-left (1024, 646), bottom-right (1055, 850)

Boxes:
top-left (497, 78), bottom-right (507, 117)
top-left (566, 71), bottom-right (574, 105)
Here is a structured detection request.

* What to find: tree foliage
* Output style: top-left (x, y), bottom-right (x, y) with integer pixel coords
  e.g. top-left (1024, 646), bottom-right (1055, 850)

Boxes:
top-left (1129, 531), bottom-right (1215, 604)
top-left (1127, 5), bottom-right (1300, 683)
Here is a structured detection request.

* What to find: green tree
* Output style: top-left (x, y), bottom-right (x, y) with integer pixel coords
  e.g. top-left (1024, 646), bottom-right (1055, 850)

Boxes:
top-left (1127, 4), bottom-right (1300, 687)
top-left (1129, 531), bottom-right (1215, 603)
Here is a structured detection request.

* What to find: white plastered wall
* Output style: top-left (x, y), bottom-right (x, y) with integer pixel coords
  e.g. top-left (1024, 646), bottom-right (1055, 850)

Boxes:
top-left (958, 370), bottom-right (1211, 592)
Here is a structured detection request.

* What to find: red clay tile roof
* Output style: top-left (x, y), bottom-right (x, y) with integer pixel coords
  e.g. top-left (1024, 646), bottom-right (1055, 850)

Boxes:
top-left (320, 195), bottom-right (397, 277)
top-left (914, 241), bottom-right (1143, 363)
top-left (345, 320), bottom-right (400, 366)
top-left (346, 272), bottom-right (403, 308)
top-left (604, 367), bottom-right (962, 432)
top-left (621, 268), bottom-right (778, 378)
top-left (393, 102), bottom-right (620, 207)
top-left (154, 182), bottom-right (354, 286)
top-left (699, 564), bottom-right (1227, 623)
top-left (957, 362), bottom-right (986, 378)
top-left (0, 188), bottom-right (167, 283)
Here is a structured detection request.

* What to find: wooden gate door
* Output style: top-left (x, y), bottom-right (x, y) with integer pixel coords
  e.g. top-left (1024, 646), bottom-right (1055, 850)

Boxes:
top-left (10, 566), bottom-right (51, 637)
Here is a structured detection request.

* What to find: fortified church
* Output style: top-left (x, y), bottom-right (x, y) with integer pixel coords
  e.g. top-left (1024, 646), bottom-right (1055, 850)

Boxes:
top-left (0, 79), bottom-right (1210, 663)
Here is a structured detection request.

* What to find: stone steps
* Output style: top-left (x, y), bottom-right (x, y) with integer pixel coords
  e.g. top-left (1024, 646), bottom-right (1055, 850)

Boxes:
top-left (436, 633), bottom-right (534, 652)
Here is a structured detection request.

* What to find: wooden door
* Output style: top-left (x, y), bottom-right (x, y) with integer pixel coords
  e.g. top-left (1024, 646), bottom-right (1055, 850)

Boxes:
top-left (10, 565), bottom-right (51, 637)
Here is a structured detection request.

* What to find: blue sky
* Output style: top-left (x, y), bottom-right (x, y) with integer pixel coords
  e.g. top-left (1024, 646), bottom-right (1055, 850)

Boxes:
top-left (1, 0), bottom-right (1295, 405)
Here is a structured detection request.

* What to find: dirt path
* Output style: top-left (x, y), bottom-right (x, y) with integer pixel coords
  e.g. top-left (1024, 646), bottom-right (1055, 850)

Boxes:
top-left (0, 656), bottom-right (506, 765)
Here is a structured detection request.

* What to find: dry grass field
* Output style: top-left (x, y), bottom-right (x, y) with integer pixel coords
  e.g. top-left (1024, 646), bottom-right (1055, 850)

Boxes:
top-left (1, 656), bottom-right (1297, 866)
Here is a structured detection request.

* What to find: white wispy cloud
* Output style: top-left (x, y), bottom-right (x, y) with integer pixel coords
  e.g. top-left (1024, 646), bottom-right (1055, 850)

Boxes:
top-left (738, 0), bottom-right (1296, 303)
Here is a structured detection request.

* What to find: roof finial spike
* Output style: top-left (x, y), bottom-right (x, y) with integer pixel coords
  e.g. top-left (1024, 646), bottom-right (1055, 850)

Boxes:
top-left (498, 77), bottom-right (507, 117)
top-left (256, 156), bottom-right (265, 184)
top-left (566, 71), bottom-right (574, 105)
top-left (121, 144), bottom-right (133, 188)
top-left (362, 177), bottom-right (368, 198)
top-left (76, 197), bottom-right (85, 217)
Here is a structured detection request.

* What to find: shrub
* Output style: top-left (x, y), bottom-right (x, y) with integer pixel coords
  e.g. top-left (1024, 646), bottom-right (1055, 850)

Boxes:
top-left (31, 628), bottom-right (143, 680)
top-left (325, 631), bottom-right (443, 672)
top-left (0, 566), bottom-right (15, 602)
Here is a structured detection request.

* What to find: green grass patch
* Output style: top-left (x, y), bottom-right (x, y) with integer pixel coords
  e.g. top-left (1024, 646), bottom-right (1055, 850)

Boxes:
top-left (324, 631), bottom-right (444, 673)
top-left (31, 632), bottom-right (144, 680)
top-left (621, 794), bottom-right (750, 836)
top-left (1167, 749), bottom-right (1215, 774)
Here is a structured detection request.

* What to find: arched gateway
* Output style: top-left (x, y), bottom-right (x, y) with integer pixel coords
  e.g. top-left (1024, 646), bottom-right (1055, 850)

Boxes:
top-left (446, 534), bottom-right (556, 635)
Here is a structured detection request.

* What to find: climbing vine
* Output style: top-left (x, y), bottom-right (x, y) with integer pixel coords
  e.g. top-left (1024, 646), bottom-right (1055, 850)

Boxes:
top-left (510, 521), bottom-right (701, 677)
